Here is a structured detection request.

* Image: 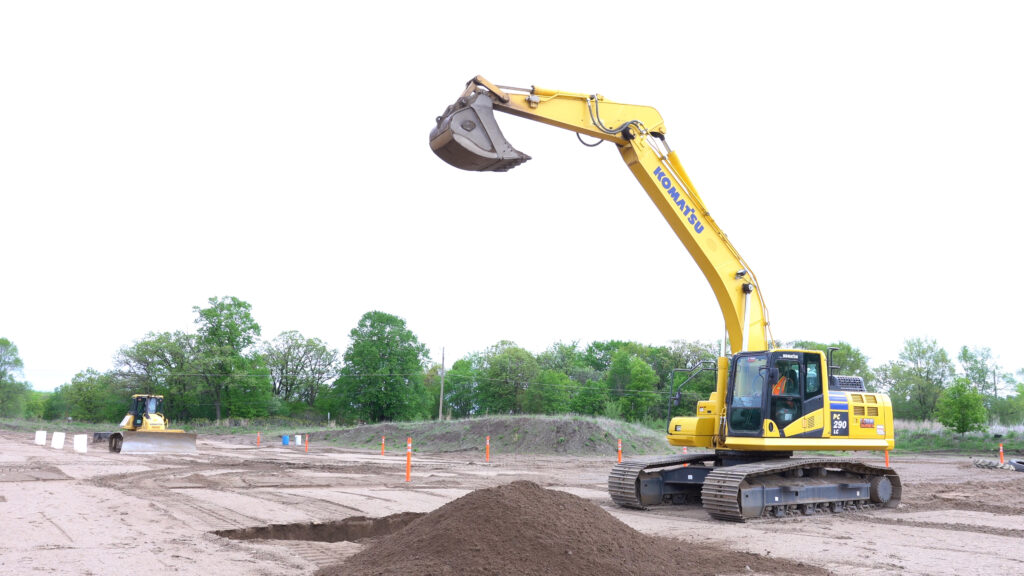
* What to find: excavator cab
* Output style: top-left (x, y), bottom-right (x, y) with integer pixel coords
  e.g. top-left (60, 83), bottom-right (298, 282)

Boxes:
top-left (429, 91), bottom-right (531, 172)
top-left (725, 351), bottom-right (826, 439)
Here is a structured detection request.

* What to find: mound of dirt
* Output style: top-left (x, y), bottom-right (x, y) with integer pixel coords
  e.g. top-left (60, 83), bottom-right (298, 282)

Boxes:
top-left (320, 481), bottom-right (823, 576)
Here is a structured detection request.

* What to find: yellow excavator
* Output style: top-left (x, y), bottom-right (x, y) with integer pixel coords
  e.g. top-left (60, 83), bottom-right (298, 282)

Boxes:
top-left (430, 76), bottom-right (900, 521)
top-left (107, 394), bottom-right (197, 454)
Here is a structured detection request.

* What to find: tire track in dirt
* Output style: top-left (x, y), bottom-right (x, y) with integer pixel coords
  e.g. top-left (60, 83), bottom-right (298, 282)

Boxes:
top-left (159, 493), bottom-right (267, 531)
top-left (273, 541), bottom-right (359, 566)
top-left (88, 458), bottom-right (397, 530)
top-left (89, 465), bottom-right (271, 531)
top-left (252, 488), bottom-right (368, 516)
top-left (39, 511), bottom-right (74, 543)
top-left (850, 515), bottom-right (1024, 538)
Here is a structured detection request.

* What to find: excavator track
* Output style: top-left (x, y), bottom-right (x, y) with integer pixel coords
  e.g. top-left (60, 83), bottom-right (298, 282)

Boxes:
top-left (608, 454), bottom-right (712, 509)
top-left (701, 457), bottom-right (901, 522)
top-left (609, 456), bottom-right (901, 521)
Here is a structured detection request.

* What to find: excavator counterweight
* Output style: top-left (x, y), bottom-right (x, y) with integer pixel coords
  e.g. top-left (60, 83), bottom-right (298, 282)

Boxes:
top-left (430, 92), bottom-right (530, 172)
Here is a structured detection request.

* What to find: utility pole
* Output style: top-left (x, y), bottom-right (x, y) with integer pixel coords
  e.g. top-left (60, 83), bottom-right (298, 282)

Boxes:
top-left (437, 347), bottom-right (446, 420)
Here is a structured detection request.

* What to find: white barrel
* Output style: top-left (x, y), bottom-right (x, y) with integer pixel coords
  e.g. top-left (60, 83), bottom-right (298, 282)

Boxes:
top-left (51, 431), bottom-right (66, 449)
top-left (295, 434), bottom-right (302, 446)
top-left (35, 431), bottom-right (47, 445)
top-left (73, 434), bottom-right (88, 453)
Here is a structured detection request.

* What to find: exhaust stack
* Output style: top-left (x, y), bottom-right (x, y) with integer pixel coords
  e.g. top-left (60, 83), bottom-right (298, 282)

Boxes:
top-left (429, 92), bottom-right (530, 172)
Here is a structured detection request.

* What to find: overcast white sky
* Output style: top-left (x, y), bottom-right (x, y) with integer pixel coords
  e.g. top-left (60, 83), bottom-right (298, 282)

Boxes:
top-left (3, 2), bottom-right (1023, 392)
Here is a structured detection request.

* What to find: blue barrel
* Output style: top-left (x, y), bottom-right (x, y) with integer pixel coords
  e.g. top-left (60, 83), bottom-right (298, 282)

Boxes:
top-left (282, 435), bottom-right (290, 446)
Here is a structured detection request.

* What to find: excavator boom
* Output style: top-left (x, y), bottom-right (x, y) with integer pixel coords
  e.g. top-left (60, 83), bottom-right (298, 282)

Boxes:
top-left (431, 76), bottom-right (771, 354)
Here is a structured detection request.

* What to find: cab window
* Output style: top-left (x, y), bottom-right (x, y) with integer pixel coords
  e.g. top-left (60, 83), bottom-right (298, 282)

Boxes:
top-left (729, 354), bottom-right (766, 433)
top-left (804, 357), bottom-right (822, 400)
top-left (772, 358), bottom-right (801, 396)
top-left (770, 354), bottom-right (804, 430)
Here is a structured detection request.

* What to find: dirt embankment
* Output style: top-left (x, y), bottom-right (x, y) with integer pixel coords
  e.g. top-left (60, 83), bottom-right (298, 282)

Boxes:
top-left (2, 414), bottom-right (674, 457)
top-left (281, 416), bottom-right (674, 456)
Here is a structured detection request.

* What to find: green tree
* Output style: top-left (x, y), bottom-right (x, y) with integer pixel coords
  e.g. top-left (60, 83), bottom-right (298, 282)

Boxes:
top-left (569, 380), bottom-right (610, 416)
top-left (0, 337), bottom-right (32, 417)
top-left (223, 355), bottom-right (273, 419)
top-left (604, 350), bottom-right (660, 421)
top-left (438, 357), bottom-right (479, 419)
top-left (521, 369), bottom-right (572, 414)
top-left (117, 331), bottom-right (204, 420)
top-left (990, 389), bottom-right (1024, 426)
top-left (990, 370), bottom-right (1024, 425)
top-left (193, 296), bottom-right (268, 420)
top-left (639, 345), bottom-right (677, 393)
top-left (584, 340), bottom-right (642, 373)
top-left (956, 346), bottom-right (1010, 422)
top-left (935, 379), bottom-right (988, 436)
top-left (24, 390), bottom-right (48, 419)
top-left (605, 348), bottom-right (634, 400)
top-left (261, 331), bottom-right (339, 408)
top-left (885, 338), bottom-right (954, 420)
top-left (62, 369), bottom-right (126, 422)
top-left (537, 341), bottom-right (599, 385)
top-left (0, 338), bottom-right (25, 382)
top-left (476, 341), bottom-right (538, 415)
top-left (333, 311), bottom-right (431, 423)
top-left (793, 340), bottom-right (873, 389)
top-left (43, 385), bottom-right (72, 420)
top-left (874, 360), bottom-right (914, 417)
top-left (958, 346), bottom-right (995, 393)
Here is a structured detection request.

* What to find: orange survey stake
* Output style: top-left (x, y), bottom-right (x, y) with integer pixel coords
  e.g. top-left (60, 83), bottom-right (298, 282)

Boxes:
top-left (406, 437), bottom-right (412, 482)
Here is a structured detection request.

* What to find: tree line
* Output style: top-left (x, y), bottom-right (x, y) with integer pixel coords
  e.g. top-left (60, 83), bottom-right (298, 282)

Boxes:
top-left (1, 296), bottom-right (1023, 433)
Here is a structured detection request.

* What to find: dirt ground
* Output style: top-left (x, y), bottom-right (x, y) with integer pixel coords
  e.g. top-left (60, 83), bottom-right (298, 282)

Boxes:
top-left (2, 429), bottom-right (1023, 575)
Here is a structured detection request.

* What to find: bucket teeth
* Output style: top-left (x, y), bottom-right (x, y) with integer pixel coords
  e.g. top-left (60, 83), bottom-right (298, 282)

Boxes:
top-left (429, 93), bottom-right (530, 172)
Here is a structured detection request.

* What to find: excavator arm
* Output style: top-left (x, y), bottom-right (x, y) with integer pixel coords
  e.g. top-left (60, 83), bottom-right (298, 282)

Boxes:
top-left (430, 76), bottom-right (773, 353)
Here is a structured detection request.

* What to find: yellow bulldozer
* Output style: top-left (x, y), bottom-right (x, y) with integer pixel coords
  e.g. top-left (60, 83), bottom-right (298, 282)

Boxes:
top-left (106, 394), bottom-right (197, 454)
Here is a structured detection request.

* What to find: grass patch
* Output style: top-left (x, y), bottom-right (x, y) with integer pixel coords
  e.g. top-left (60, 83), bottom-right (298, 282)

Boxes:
top-left (893, 419), bottom-right (1024, 455)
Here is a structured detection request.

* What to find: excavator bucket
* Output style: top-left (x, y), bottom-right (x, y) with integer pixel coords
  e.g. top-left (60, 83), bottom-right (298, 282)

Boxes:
top-left (112, 431), bottom-right (197, 454)
top-left (430, 92), bottom-right (531, 172)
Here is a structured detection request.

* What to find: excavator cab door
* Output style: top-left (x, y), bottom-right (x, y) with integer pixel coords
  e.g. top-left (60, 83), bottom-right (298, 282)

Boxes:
top-left (128, 396), bottom-right (147, 428)
top-left (430, 91), bottom-right (531, 172)
top-left (766, 352), bottom-right (825, 436)
top-left (725, 353), bottom-right (768, 436)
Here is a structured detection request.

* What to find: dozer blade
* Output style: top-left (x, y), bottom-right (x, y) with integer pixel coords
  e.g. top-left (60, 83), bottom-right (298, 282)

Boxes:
top-left (116, 431), bottom-right (197, 454)
top-left (429, 92), bottom-right (531, 172)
